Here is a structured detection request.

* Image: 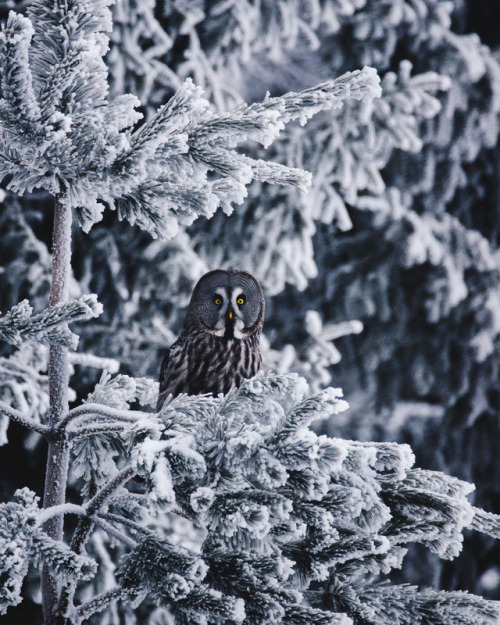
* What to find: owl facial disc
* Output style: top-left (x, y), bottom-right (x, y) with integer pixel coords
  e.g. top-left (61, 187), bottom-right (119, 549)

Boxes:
top-left (186, 269), bottom-right (265, 340)
top-left (230, 287), bottom-right (248, 339)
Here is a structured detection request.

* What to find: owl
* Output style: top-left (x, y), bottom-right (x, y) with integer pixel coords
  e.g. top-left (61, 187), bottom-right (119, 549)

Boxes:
top-left (156, 269), bottom-right (265, 410)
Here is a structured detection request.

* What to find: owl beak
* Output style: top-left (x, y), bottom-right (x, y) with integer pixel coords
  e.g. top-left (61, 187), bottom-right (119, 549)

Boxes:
top-left (225, 308), bottom-right (235, 339)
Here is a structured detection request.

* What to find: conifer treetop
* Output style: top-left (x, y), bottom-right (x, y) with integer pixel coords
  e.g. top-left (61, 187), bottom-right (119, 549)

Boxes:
top-left (2, 371), bottom-right (500, 624)
top-left (0, 1), bottom-right (381, 240)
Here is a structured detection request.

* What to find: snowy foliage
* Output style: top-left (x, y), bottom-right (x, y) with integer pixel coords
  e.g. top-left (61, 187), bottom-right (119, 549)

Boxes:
top-left (0, 488), bottom-right (95, 615)
top-left (2, 326), bottom-right (500, 623)
top-left (13, 371), bottom-right (498, 624)
top-left (0, 344), bottom-right (50, 443)
top-left (0, 294), bottom-right (102, 349)
top-left (0, 2), bottom-right (381, 240)
top-left (1, 0), bottom-right (500, 622)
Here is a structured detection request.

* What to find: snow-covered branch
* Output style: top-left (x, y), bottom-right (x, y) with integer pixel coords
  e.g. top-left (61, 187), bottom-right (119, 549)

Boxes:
top-left (0, 295), bottom-right (102, 350)
top-left (36, 503), bottom-right (86, 526)
top-left (0, 399), bottom-right (49, 435)
top-left (92, 516), bottom-right (137, 548)
top-left (58, 403), bottom-right (150, 432)
top-left (0, 4), bottom-right (382, 240)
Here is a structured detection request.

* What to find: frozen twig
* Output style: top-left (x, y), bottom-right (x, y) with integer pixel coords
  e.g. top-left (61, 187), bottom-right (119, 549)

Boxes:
top-left (68, 423), bottom-right (127, 440)
top-left (84, 466), bottom-right (137, 518)
top-left (92, 516), bottom-right (137, 549)
top-left (36, 503), bottom-right (86, 526)
top-left (98, 512), bottom-right (152, 536)
top-left (0, 400), bottom-right (49, 435)
top-left (73, 587), bottom-right (125, 623)
top-left (58, 403), bottom-right (150, 432)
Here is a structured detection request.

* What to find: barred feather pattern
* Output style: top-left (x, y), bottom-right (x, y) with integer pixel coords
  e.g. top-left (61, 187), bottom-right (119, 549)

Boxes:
top-left (157, 328), bottom-right (262, 410)
top-left (157, 269), bottom-right (264, 410)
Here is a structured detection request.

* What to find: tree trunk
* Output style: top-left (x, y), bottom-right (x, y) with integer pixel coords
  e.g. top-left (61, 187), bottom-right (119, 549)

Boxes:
top-left (41, 197), bottom-right (72, 624)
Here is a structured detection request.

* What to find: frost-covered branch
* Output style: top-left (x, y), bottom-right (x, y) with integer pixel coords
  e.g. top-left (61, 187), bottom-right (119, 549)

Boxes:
top-left (0, 295), bottom-right (102, 350)
top-left (73, 587), bottom-right (126, 624)
top-left (0, 489), bottom-right (97, 617)
top-left (101, 69), bottom-right (381, 239)
top-left (0, 399), bottom-right (49, 435)
top-left (92, 516), bottom-right (137, 549)
top-left (98, 512), bottom-right (152, 536)
top-left (0, 4), bottom-right (382, 240)
top-left (68, 423), bottom-right (127, 440)
top-left (59, 403), bottom-right (150, 432)
top-left (85, 465), bottom-right (137, 518)
top-left (89, 372), bottom-right (498, 625)
top-left (36, 503), bottom-right (85, 526)
top-left (469, 507), bottom-right (500, 539)
top-left (68, 351), bottom-right (120, 373)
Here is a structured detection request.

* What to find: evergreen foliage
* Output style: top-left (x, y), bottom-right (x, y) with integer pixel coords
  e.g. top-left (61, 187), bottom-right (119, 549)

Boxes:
top-left (0, 0), bottom-right (499, 623)
top-left (4, 368), bottom-right (500, 624)
top-left (0, 295), bottom-right (102, 349)
top-left (96, 0), bottom-right (500, 596)
top-left (0, 0), bottom-right (380, 240)
top-left (0, 488), bottom-right (96, 615)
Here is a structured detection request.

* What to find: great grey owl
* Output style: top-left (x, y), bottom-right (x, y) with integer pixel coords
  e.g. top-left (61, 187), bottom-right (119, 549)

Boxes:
top-left (156, 269), bottom-right (264, 410)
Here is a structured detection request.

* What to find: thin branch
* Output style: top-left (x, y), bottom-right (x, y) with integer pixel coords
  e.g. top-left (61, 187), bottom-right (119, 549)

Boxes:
top-left (58, 403), bottom-right (151, 432)
top-left (0, 400), bottom-right (50, 435)
top-left (36, 503), bottom-right (85, 526)
top-left (98, 512), bottom-right (152, 536)
top-left (57, 466), bottom-right (138, 618)
top-left (68, 351), bottom-right (120, 373)
top-left (85, 465), bottom-right (137, 517)
top-left (74, 587), bottom-right (125, 623)
top-left (69, 423), bottom-right (127, 440)
top-left (92, 516), bottom-right (137, 548)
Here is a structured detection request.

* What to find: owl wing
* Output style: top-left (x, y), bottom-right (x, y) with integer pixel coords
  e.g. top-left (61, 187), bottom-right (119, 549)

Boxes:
top-left (156, 339), bottom-right (188, 410)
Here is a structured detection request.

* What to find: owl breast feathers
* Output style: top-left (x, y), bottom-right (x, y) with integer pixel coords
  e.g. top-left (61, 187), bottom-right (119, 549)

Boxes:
top-left (157, 269), bottom-right (264, 410)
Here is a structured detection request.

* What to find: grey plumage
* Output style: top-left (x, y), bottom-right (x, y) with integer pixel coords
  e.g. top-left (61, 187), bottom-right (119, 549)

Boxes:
top-left (157, 269), bottom-right (264, 410)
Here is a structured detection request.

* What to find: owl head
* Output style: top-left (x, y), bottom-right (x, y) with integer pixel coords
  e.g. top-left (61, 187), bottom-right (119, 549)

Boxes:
top-left (185, 270), bottom-right (265, 340)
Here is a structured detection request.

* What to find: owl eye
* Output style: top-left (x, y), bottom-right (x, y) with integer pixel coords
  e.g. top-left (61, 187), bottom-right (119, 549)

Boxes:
top-left (214, 297), bottom-right (223, 306)
top-left (237, 296), bottom-right (245, 305)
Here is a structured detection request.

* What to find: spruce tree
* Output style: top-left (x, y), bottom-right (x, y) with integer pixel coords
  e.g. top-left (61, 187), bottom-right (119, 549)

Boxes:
top-left (1, 1), bottom-right (500, 624)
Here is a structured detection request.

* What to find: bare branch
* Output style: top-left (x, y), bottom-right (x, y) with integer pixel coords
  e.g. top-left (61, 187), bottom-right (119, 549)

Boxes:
top-left (58, 403), bottom-right (151, 432)
top-left (92, 516), bottom-right (137, 548)
top-left (69, 423), bottom-right (127, 440)
top-left (74, 587), bottom-right (125, 623)
top-left (98, 512), bottom-right (152, 536)
top-left (0, 399), bottom-right (50, 435)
